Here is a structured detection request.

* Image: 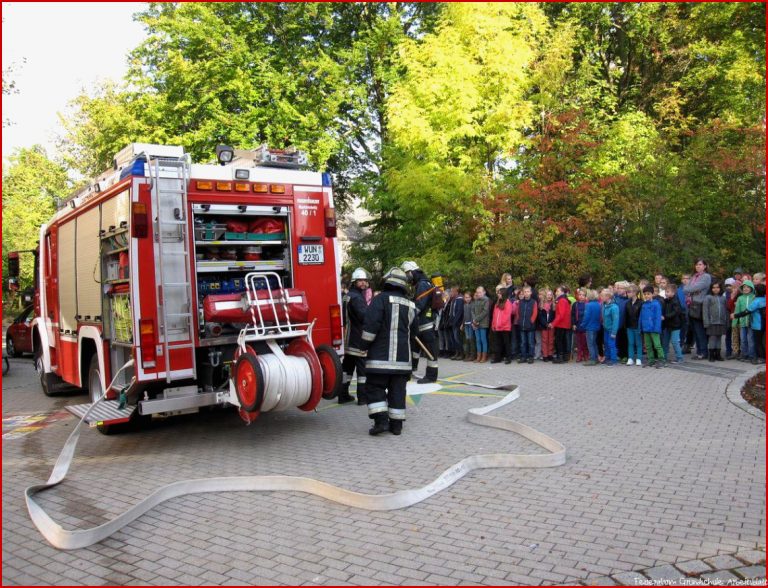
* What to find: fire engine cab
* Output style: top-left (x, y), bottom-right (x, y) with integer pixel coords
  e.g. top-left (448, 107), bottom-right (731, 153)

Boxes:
top-left (33, 143), bottom-right (344, 432)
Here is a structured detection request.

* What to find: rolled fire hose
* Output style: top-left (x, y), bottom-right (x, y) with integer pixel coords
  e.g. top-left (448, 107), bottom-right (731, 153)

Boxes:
top-left (25, 371), bottom-right (565, 550)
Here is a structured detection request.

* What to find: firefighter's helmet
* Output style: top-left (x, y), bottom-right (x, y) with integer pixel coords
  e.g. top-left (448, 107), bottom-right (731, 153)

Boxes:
top-left (383, 267), bottom-right (408, 289)
top-left (351, 267), bottom-right (370, 281)
top-left (401, 260), bottom-right (419, 273)
top-left (430, 274), bottom-right (444, 289)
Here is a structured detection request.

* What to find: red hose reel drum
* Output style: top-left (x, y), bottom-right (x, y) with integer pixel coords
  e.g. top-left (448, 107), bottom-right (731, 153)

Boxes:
top-left (286, 339), bottom-right (323, 412)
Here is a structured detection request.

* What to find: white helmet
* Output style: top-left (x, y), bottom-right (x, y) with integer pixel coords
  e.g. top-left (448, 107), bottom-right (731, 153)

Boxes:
top-left (351, 267), bottom-right (370, 281)
top-left (401, 260), bottom-right (419, 273)
top-left (383, 267), bottom-right (408, 289)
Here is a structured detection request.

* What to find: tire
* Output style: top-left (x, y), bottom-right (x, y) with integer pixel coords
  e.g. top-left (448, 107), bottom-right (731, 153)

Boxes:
top-left (234, 353), bottom-right (264, 412)
top-left (35, 348), bottom-right (57, 397)
top-left (87, 354), bottom-right (103, 404)
top-left (315, 344), bottom-right (343, 399)
top-left (6, 335), bottom-right (22, 358)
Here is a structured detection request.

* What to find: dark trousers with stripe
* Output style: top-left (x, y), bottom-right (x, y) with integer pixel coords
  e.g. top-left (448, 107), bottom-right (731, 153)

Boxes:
top-left (366, 373), bottom-right (408, 421)
top-left (341, 354), bottom-right (366, 399)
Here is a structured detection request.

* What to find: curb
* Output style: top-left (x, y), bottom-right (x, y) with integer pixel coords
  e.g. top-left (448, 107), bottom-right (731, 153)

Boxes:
top-left (725, 366), bottom-right (765, 420)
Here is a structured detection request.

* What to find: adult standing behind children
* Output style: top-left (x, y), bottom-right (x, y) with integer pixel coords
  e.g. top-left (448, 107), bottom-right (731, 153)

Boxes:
top-left (684, 258), bottom-right (712, 360)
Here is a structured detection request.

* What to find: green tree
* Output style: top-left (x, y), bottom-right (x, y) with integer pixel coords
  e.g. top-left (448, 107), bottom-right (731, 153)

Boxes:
top-left (59, 3), bottom-right (440, 215)
top-left (2, 147), bottom-right (71, 290)
top-left (360, 3), bottom-right (549, 275)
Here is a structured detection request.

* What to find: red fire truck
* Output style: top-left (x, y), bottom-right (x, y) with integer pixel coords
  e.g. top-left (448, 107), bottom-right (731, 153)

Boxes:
top-left (31, 143), bottom-right (344, 432)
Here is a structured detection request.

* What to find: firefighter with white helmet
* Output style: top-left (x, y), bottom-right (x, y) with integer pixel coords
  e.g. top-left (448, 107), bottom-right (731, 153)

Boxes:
top-left (360, 267), bottom-right (417, 435)
top-left (400, 260), bottom-right (440, 383)
top-left (339, 267), bottom-right (371, 404)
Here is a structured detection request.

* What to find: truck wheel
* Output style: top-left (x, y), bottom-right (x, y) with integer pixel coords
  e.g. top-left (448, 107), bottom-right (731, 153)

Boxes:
top-left (87, 355), bottom-right (103, 404)
top-left (315, 344), bottom-right (343, 399)
top-left (35, 348), bottom-right (61, 397)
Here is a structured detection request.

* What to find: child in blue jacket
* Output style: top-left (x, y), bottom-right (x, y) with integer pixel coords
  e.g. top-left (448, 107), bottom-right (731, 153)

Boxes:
top-left (579, 289), bottom-right (602, 365)
top-left (640, 285), bottom-right (666, 368)
top-left (601, 288), bottom-right (620, 366)
top-left (732, 282), bottom-right (766, 365)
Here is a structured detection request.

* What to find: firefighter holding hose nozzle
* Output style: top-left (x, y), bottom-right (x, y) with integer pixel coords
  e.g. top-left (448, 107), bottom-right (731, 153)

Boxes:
top-left (339, 267), bottom-right (371, 405)
top-left (360, 267), bottom-right (417, 436)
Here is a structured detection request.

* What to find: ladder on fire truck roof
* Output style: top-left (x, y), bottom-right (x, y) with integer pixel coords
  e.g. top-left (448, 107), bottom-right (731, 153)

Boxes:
top-left (148, 153), bottom-right (197, 383)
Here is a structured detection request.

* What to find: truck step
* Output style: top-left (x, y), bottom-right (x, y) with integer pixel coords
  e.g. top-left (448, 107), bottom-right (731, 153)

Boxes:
top-left (65, 400), bottom-right (135, 426)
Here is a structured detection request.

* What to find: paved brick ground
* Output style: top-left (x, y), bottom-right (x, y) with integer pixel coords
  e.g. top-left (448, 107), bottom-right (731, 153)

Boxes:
top-left (2, 353), bottom-right (765, 585)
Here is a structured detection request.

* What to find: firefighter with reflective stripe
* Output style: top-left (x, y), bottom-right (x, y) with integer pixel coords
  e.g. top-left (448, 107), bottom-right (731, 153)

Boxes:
top-left (401, 261), bottom-right (439, 383)
top-left (360, 267), bottom-right (417, 436)
top-left (339, 267), bottom-right (370, 405)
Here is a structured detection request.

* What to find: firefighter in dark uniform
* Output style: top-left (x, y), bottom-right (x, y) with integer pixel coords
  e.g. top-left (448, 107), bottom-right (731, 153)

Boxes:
top-left (360, 267), bottom-right (417, 436)
top-left (401, 261), bottom-right (439, 383)
top-left (339, 267), bottom-right (370, 405)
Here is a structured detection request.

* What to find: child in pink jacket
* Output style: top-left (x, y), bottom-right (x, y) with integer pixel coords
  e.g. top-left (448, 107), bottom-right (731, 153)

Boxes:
top-left (491, 287), bottom-right (514, 364)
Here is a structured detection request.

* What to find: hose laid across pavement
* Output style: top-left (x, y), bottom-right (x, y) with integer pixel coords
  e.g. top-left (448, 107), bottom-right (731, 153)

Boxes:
top-left (25, 375), bottom-right (566, 550)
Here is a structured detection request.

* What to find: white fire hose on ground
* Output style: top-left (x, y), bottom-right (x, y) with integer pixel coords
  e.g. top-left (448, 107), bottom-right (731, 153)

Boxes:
top-left (25, 364), bottom-right (566, 550)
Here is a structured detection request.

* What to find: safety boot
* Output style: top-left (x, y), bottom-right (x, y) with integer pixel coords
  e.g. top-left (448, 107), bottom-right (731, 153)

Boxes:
top-left (417, 366), bottom-right (438, 384)
top-left (338, 385), bottom-right (354, 404)
top-left (368, 413), bottom-right (390, 436)
top-left (389, 420), bottom-right (403, 436)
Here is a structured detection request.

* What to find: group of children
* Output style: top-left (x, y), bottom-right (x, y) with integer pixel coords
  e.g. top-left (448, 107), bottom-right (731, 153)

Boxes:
top-left (435, 270), bottom-right (766, 369)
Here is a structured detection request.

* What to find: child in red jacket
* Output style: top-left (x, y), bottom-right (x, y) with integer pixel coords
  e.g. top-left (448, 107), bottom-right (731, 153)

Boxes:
top-left (491, 288), bottom-right (514, 364)
top-left (551, 285), bottom-right (572, 363)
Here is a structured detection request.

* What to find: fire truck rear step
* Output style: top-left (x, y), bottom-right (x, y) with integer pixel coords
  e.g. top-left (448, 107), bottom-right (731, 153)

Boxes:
top-left (65, 401), bottom-right (135, 426)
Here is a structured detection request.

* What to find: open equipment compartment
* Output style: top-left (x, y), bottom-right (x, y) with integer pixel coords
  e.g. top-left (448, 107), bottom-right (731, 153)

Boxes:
top-left (191, 203), bottom-right (293, 345)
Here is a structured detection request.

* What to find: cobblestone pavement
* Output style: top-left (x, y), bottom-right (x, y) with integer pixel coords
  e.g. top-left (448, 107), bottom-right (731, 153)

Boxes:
top-left (2, 353), bottom-right (765, 586)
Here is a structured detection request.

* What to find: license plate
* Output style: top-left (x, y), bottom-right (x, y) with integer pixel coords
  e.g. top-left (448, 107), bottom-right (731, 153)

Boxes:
top-left (298, 244), bottom-right (324, 265)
